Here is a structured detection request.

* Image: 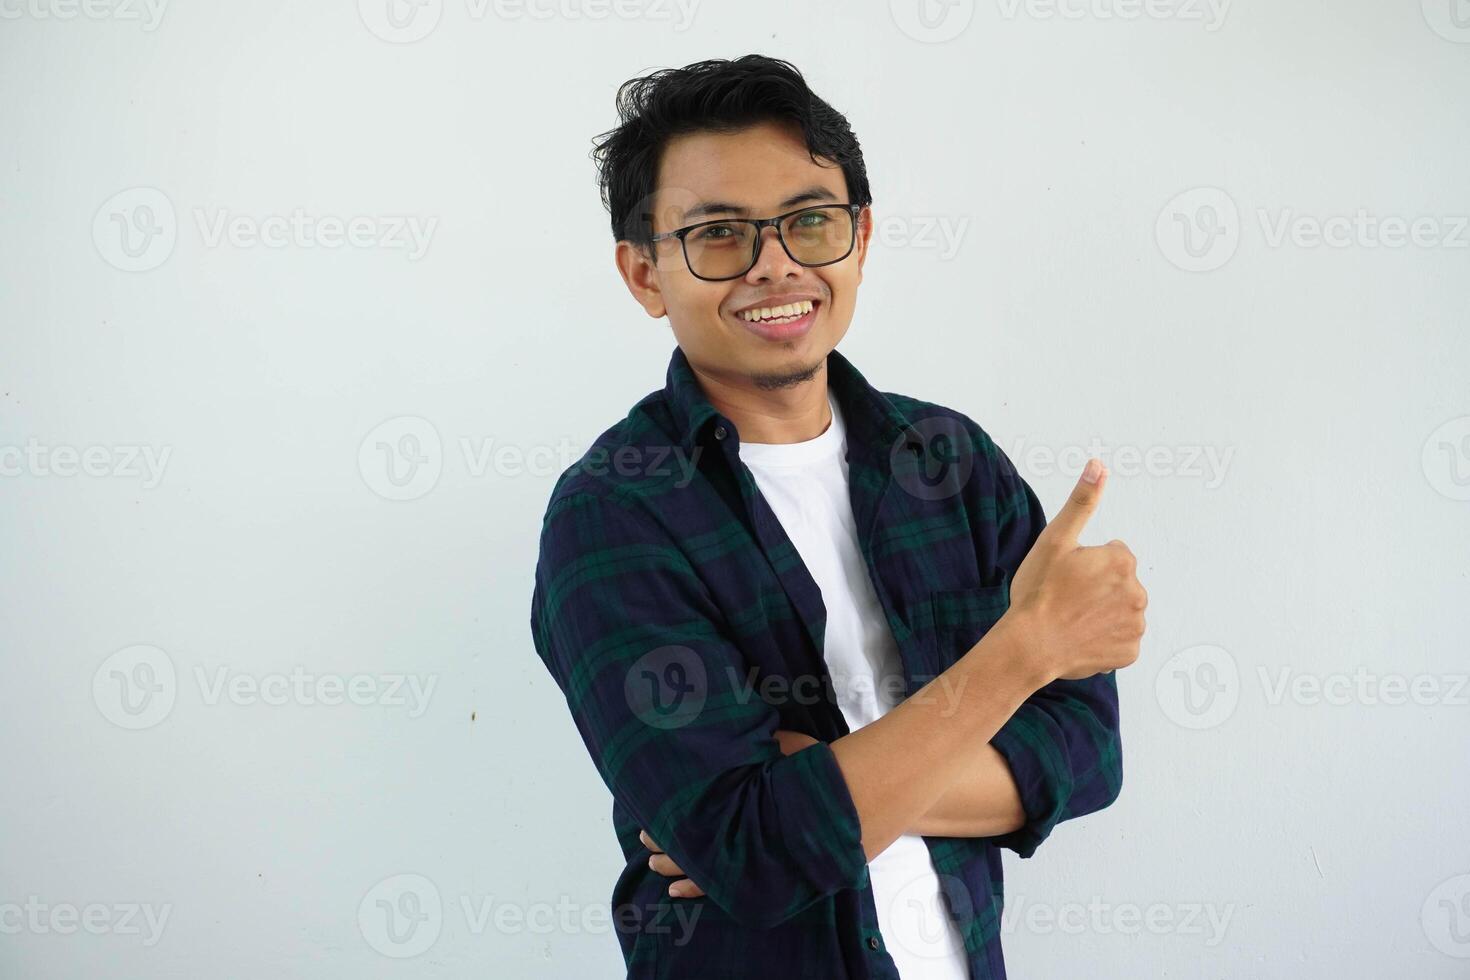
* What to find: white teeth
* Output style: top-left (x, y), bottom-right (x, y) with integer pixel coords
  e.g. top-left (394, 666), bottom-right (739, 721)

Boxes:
top-left (739, 299), bottom-right (814, 322)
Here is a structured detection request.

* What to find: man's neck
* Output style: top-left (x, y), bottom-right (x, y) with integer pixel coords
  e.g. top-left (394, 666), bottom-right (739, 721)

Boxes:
top-left (691, 360), bottom-right (833, 445)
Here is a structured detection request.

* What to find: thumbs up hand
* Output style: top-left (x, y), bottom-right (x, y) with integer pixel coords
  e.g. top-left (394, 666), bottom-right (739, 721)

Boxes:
top-left (1007, 459), bottom-right (1147, 682)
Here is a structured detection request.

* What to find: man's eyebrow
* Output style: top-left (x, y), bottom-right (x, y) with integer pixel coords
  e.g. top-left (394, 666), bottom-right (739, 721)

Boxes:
top-left (679, 186), bottom-right (841, 222)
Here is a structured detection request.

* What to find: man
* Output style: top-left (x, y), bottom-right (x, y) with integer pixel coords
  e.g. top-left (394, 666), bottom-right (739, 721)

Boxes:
top-left (529, 54), bottom-right (1146, 979)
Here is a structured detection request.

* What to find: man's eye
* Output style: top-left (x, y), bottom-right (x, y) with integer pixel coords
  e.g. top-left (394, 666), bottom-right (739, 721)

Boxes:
top-left (692, 223), bottom-right (737, 241)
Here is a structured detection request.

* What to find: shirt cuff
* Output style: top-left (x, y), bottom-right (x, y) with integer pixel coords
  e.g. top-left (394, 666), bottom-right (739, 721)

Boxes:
top-left (782, 740), bottom-right (871, 900)
top-left (987, 705), bottom-right (1074, 859)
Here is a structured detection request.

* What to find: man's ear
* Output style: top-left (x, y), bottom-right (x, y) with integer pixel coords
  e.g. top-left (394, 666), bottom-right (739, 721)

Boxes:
top-left (615, 239), bottom-right (666, 319)
top-left (854, 206), bottom-right (874, 284)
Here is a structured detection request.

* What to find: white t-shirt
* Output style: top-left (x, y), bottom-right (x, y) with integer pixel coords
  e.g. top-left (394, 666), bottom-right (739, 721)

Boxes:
top-left (737, 390), bottom-right (970, 980)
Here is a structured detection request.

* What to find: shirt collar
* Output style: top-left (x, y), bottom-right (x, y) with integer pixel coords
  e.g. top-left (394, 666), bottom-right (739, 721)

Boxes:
top-left (662, 344), bottom-right (914, 463)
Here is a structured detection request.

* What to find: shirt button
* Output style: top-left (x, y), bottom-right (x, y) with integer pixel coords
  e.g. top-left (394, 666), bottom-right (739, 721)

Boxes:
top-left (867, 936), bottom-right (879, 950)
top-left (713, 425), bottom-right (727, 440)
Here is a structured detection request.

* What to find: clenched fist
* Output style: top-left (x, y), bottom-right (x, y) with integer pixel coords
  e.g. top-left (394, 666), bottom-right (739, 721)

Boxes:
top-left (1007, 458), bottom-right (1147, 682)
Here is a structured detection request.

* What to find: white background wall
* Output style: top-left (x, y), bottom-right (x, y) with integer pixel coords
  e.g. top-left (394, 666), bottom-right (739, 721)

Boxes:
top-left (3, 2), bottom-right (1467, 977)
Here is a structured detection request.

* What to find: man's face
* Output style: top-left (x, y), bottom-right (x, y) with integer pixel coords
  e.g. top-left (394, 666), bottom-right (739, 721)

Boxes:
top-left (616, 119), bottom-right (872, 391)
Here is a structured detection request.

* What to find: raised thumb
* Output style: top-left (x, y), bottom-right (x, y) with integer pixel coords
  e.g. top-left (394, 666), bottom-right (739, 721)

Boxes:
top-left (1044, 458), bottom-right (1106, 547)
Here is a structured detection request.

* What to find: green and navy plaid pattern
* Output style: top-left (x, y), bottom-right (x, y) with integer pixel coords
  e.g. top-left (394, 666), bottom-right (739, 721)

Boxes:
top-left (529, 344), bottom-right (1123, 979)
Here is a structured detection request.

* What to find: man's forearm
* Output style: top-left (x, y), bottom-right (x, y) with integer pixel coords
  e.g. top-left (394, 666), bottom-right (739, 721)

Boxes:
top-left (906, 743), bottom-right (1025, 838)
top-left (828, 609), bottom-right (1050, 861)
top-left (775, 731), bottom-right (1025, 839)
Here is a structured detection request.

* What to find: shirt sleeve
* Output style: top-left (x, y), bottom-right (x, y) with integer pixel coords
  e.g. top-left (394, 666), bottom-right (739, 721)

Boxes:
top-left (529, 488), bottom-right (872, 928)
top-left (980, 439), bottom-right (1125, 859)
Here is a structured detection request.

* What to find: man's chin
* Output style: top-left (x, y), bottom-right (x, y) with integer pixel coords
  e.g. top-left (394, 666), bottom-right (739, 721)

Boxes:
top-left (748, 352), bottom-right (826, 392)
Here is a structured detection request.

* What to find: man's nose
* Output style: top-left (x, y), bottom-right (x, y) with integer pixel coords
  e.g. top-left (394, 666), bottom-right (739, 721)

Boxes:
top-left (746, 225), bottom-right (800, 279)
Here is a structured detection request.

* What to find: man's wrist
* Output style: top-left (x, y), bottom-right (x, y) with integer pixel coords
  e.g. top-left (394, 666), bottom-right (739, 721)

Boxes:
top-left (979, 603), bottom-right (1057, 692)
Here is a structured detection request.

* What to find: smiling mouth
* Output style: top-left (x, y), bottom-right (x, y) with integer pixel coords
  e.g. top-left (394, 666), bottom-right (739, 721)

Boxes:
top-left (732, 299), bottom-right (817, 326)
top-left (732, 299), bottom-right (821, 341)
top-left (735, 298), bottom-right (818, 325)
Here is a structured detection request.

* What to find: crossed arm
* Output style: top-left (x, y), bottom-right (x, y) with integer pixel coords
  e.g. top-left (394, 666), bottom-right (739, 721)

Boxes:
top-left (642, 728), bottom-right (1027, 898)
top-left (777, 729), bottom-right (1027, 837)
top-left (532, 442), bottom-right (1126, 923)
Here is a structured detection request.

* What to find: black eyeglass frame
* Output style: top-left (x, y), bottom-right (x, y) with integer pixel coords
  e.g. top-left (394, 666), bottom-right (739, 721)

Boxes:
top-left (648, 203), bottom-right (866, 282)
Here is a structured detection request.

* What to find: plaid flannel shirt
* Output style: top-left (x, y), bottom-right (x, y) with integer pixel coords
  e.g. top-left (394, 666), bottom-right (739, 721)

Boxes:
top-left (529, 344), bottom-right (1123, 979)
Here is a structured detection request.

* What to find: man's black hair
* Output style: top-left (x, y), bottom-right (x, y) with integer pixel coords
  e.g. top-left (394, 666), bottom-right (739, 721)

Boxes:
top-left (591, 54), bottom-right (872, 250)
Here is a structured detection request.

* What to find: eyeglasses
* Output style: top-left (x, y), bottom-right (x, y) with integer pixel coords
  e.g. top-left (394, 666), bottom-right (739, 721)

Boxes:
top-left (649, 203), bottom-right (864, 282)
